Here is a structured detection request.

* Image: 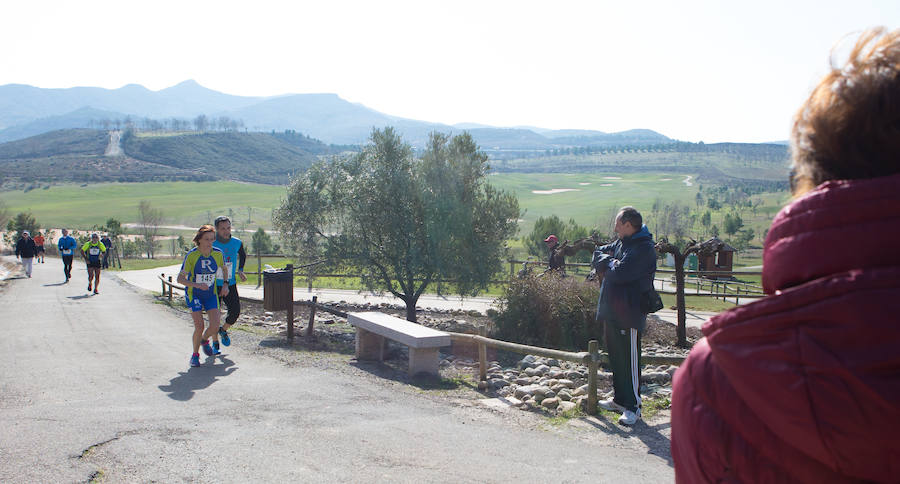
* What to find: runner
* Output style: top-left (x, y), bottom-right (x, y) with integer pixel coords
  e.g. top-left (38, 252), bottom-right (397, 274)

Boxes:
top-left (80, 233), bottom-right (106, 294)
top-left (32, 232), bottom-right (46, 263)
top-left (177, 225), bottom-right (230, 367)
top-left (57, 229), bottom-right (78, 282)
top-left (211, 215), bottom-right (247, 353)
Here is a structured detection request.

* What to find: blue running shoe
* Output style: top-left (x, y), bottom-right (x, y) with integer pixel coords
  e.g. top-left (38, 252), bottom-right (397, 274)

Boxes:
top-left (218, 327), bottom-right (231, 346)
top-left (201, 340), bottom-right (213, 356)
top-left (212, 341), bottom-right (221, 355)
top-left (190, 354), bottom-right (201, 367)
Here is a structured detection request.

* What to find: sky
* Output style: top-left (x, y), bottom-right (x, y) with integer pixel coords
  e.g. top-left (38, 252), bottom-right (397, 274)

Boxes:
top-left (2, 0), bottom-right (898, 143)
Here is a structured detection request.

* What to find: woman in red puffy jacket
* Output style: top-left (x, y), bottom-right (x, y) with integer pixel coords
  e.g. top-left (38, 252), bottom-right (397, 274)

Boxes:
top-left (671, 27), bottom-right (900, 483)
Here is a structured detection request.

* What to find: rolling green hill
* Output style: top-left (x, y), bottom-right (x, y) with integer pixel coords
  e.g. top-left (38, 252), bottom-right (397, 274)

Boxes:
top-left (0, 129), bottom-right (333, 186)
top-left (121, 131), bottom-right (320, 184)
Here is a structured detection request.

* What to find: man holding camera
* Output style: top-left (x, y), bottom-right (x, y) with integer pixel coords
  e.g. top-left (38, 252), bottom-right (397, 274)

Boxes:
top-left (592, 206), bottom-right (657, 425)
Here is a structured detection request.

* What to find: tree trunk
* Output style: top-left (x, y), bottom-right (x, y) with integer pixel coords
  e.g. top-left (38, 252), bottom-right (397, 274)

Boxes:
top-left (405, 297), bottom-right (418, 323)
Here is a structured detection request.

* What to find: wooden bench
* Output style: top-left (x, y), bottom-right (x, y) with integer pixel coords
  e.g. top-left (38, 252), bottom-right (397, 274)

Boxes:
top-left (347, 312), bottom-right (451, 377)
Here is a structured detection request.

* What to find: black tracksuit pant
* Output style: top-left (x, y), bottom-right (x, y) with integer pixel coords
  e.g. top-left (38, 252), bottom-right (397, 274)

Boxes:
top-left (62, 255), bottom-right (74, 279)
top-left (218, 283), bottom-right (241, 326)
top-left (604, 319), bottom-right (642, 412)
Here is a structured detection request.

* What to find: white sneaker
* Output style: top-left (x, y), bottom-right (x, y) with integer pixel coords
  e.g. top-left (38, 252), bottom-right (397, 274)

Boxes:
top-left (597, 399), bottom-right (626, 412)
top-left (618, 408), bottom-right (641, 426)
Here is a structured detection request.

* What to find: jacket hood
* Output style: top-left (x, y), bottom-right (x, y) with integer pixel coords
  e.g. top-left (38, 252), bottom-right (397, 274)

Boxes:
top-left (698, 173), bottom-right (900, 481)
top-left (626, 224), bottom-right (651, 242)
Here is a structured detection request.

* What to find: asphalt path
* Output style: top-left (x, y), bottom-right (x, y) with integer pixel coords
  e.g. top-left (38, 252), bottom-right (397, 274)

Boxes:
top-left (0, 256), bottom-right (674, 483)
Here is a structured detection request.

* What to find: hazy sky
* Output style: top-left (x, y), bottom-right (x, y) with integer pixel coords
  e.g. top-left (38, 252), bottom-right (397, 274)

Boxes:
top-left (2, 0), bottom-right (898, 142)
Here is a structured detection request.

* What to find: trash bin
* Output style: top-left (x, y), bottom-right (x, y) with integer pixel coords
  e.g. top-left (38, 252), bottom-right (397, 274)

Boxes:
top-left (263, 268), bottom-right (293, 311)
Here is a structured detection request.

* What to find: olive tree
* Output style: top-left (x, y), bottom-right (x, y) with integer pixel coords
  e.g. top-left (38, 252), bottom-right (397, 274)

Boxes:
top-left (275, 128), bottom-right (520, 322)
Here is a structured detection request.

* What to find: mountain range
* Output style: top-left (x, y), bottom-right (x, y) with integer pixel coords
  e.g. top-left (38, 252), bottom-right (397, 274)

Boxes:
top-left (0, 80), bottom-right (672, 149)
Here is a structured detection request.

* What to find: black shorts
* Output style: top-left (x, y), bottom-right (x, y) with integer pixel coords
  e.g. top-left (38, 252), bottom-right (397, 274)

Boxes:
top-left (87, 262), bottom-right (102, 269)
top-left (36, 246), bottom-right (44, 253)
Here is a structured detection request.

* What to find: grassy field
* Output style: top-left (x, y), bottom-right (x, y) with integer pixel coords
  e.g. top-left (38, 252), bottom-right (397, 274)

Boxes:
top-left (488, 172), bottom-right (702, 237)
top-left (0, 181), bottom-right (284, 230)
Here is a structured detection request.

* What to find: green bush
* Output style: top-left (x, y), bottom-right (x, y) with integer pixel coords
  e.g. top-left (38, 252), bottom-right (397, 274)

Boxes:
top-left (492, 272), bottom-right (602, 351)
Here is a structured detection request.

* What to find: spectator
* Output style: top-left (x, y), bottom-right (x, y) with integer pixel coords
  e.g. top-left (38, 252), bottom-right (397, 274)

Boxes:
top-left (15, 230), bottom-right (37, 278)
top-left (671, 27), bottom-right (900, 483)
top-left (592, 206), bottom-right (657, 426)
top-left (100, 233), bottom-right (113, 269)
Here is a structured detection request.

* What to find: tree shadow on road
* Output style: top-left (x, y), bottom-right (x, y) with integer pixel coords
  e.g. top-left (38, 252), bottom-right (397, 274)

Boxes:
top-left (158, 356), bottom-right (238, 401)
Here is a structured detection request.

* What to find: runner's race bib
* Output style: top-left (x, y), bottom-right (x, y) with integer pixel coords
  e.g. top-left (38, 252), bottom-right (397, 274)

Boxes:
top-left (61, 249), bottom-right (72, 255)
top-left (89, 248), bottom-right (100, 256)
top-left (225, 262), bottom-right (233, 279)
top-left (195, 273), bottom-right (216, 285)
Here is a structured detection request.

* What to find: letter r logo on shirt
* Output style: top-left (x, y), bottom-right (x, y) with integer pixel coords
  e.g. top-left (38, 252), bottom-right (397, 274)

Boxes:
top-left (201, 259), bottom-right (213, 272)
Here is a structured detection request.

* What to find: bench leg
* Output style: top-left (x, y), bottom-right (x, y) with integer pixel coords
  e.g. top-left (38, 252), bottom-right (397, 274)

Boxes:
top-left (356, 327), bottom-right (385, 361)
top-left (408, 347), bottom-right (440, 377)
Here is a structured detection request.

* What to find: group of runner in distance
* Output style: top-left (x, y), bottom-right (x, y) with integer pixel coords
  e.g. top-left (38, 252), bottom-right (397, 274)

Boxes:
top-left (39, 217), bottom-right (247, 368)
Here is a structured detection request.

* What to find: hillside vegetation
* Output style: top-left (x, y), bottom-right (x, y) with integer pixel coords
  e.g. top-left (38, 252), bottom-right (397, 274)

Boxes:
top-left (121, 131), bottom-right (320, 184)
top-left (0, 129), bottom-right (334, 186)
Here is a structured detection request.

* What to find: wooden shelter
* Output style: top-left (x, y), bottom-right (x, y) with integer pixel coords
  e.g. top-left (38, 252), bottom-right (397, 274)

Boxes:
top-left (698, 237), bottom-right (736, 279)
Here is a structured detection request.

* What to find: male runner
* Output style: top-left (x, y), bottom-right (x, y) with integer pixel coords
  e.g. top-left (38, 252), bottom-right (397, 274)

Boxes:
top-left (32, 232), bottom-right (46, 263)
top-left (81, 233), bottom-right (106, 294)
top-left (57, 229), bottom-right (78, 282)
top-left (211, 215), bottom-right (247, 353)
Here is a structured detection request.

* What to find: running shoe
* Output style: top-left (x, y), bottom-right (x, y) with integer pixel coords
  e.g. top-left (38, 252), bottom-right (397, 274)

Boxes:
top-left (190, 354), bottom-right (201, 367)
top-left (93, 289), bottom-right (99, 295)
top-left (212, 341), bottom-right (221, 355)
top-left (218, 327), bottom-right (231, 346)
top-left (87, 283), bottom-right (92, 291)
top-left (201, 340), bottom-right (213, 356)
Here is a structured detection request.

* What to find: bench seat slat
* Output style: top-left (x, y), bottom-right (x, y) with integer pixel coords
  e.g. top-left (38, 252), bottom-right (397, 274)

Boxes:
top-left (347, 312), bottom-right (450, 349)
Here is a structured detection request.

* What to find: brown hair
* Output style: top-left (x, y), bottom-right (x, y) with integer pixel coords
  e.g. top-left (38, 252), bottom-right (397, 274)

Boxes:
top-left (790, 27), bottom-right (900, 194)
top-left (193, 224), bottom-right (215, 245)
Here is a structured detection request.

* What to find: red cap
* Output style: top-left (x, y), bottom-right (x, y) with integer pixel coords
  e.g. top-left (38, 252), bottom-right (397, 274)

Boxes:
top-left (544, 234), bottom-right (558, 244)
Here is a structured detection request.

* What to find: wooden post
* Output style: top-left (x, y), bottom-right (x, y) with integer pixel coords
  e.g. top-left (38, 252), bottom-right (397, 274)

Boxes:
top-left (168, 276), bottom-right (173, 301)
top-left (308, 265), bottom-right (313, 292)
top-left (478, 325), bottom-right (488, 382)
top-left (161, 273), bottom-right (166, 296)
top-left (306, 295), bottom-right (317, 338)
top-left (588, 339), bottom-right (599, 415)
top-left (286, 264), bottom-right (294, 340)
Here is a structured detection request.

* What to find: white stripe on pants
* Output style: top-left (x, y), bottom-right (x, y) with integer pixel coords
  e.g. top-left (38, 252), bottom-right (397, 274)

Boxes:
top-left (21, 257), bottom-right (33, 277)
top-left (631, 328), bottom-right (642, 410)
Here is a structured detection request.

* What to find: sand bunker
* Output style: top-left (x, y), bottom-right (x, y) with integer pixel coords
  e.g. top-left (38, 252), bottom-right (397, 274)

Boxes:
top-left (659, 178), bottom-right (672, 181)
top-left (600, 184), bottom-right (613, 187)
top-left (579, 182), bottom-right (591, 186)
top-left (531, 188), bottom-right (580, 195)
top-left (603, 176), bottom-right (622, 180)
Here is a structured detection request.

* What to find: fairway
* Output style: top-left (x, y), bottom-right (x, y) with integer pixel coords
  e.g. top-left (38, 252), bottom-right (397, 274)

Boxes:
top-left (0, 181), bottom-right (285, 230)
top-left (1, 173), bottom-right (700, 236)
top-left (489, 172), bottom-right (699, 236)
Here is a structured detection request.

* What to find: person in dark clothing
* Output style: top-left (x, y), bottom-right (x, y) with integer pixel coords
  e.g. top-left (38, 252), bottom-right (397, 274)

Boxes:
top-left (100, 234), bottom-right (113, 269)
top-left (591, 206), bottom-right (657, 425)
top-left (210, 216), bottom-right (247, 352)
top-left (15, 230), bottom-right (38, 278)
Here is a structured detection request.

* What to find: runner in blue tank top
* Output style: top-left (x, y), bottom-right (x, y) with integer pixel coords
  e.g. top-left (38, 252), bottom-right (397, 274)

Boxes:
top-left (178, 225), bottom-right (230, 367)
top-left (210, 216), bottom-right (247, 352)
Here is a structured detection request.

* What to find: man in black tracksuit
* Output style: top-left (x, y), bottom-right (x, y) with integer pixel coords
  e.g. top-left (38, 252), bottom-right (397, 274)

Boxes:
top-left (592, 206), bottom-right (656, 425)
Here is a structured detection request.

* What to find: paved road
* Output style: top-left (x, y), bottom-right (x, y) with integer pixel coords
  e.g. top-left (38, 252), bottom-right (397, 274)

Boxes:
top-left (1, 256), bottom-right (674, 482)
top-left (117, 263), bottom-right (719, 328)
